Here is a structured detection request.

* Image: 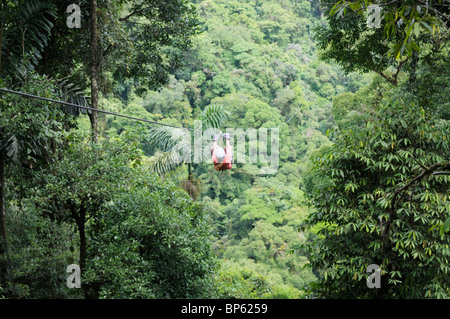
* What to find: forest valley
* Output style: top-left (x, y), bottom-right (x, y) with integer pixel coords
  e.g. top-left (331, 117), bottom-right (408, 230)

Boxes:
top-left (0, 0), bottom-right (449, 299)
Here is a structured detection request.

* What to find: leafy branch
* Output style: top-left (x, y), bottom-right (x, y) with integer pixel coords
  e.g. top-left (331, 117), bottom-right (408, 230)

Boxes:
top-left (382, 161), bottom-right (450, 240)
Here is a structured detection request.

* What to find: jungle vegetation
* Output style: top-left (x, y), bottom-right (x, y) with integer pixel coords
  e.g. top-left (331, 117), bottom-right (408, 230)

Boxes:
top-left (0, 0), bottom-right (448, 299)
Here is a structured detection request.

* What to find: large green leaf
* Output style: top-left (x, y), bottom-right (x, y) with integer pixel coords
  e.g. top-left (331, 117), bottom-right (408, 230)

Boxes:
top-left (1, 0), bottom-right (57, 81)
top-left (441, 217), bottom-right (450, 236)
top-left (148, 151), bottom-right (181, 176)
top-left (147, 126), bottom-right (183, 152)
top-left (198, 104), bottom-right (229, 129)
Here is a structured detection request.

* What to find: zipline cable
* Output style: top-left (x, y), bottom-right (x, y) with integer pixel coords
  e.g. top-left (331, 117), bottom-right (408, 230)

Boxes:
top-left (278, 102), bottom-right (301, 127)
top-left (0, 87), bottom-right (193, 131)
top-left (0, 87), bottom-right (301, 133)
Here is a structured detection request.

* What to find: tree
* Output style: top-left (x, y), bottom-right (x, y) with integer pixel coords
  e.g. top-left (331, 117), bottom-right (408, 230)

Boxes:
top-left (34, 130), bottom-right (218, 298)
top-left (37, 132), bottom-right (142, 298)
top-left (303, 80), bottom-right (449, 298)
top-left (0, 0), bottom-right (56, 81)
top-left (222, 220), bottom-right (316, 292)
top-left (89, 0), bottom-right (100, 141)
top-left (304, 0), bottom-right (449, 298)
top-left (31, 0), bottom-right (201, 140)
top-left (87, 0), bottom-right (199, 140)
top-left (317, 0), bottom-right (449, 85)
top-left (214, 260), bottom-right (305, 299)
top-left (83, 151), bottom-right (218, 298)
top-left (0, 74), bottom-right (75, 297)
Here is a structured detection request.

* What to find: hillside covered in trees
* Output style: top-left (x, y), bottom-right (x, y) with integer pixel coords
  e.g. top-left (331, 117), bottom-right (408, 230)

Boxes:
top-left (0, 0), bottom-right (449, 299)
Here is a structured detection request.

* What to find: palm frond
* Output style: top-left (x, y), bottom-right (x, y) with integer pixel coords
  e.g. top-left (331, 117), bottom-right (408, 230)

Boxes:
top-left (147, 126), bottom-right (183, 152)
top-left (147, 105), bottom-right (228, 177)
top-left (0, 135), bottom-right (19, 162)
top-left (199, 104), bottom-right (229, 130)
top-left (55, 76), bottom-right (91, 116)
top-left (148, 151), bottom-right (182, 176)
top-left (2, 0), bottom-right (57, 80)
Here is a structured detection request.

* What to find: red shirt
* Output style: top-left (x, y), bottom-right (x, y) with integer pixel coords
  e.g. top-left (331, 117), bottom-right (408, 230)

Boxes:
top-left (212, 145), bottom-right (232, 171)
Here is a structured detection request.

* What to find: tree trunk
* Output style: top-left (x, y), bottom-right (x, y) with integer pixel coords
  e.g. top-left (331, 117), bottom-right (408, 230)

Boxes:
top-left (408, 50), bottom-right (419, 89)
top-left (89, 0), bottom-right (99, 142)
top-left (78, 219), bottom-right (86, 278)
top-left (0, 0), bottom-right (6, 75)
top-left (0, 10), bottom-right (3, 75)
top-left (0, 155), bottom-right (16, 297)
top-left (75, 207), bottom-right (89, 298)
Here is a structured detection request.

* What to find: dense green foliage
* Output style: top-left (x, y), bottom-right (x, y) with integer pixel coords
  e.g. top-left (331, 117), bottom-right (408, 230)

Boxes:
top-left (304, 0), bottom-right (449, 299)
top-left (304, 78), bottom-right (449, 298)
top-left (1, 0), bottom-right (448, 299)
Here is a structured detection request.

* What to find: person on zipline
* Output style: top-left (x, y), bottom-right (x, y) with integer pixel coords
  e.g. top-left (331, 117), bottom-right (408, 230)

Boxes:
top-left (211, 132), bottom-right (232, 171)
